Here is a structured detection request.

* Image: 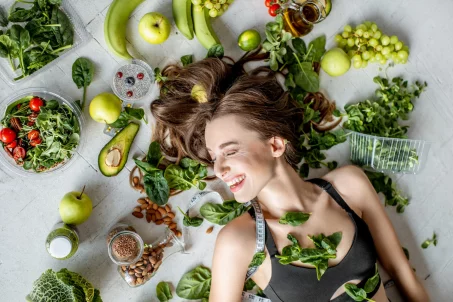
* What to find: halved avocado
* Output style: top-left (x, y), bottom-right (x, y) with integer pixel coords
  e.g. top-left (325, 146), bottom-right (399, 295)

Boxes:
top-left (98, 122), bottom-right (140, 177)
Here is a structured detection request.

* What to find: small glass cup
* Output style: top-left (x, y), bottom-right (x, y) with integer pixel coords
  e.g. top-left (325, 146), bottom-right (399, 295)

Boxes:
top-left (45, 223), bottom-right (79, 260)
top-left (107, 223), bottom-right (144, 266)
top-left (118, 227), bottom-right (185, 287)
top-left (283, 0), bottom-right (327, 37)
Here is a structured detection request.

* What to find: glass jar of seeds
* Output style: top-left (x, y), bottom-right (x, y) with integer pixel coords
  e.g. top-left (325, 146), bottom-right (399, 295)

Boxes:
top-left (107, 223), bottom-right (144, 266)
top-left (118, 226), bottom-right (185, 287)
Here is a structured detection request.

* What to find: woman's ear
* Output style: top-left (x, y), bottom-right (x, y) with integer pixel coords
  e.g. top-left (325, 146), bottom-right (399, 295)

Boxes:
top-left (269, 136), bottom-right (286, 157)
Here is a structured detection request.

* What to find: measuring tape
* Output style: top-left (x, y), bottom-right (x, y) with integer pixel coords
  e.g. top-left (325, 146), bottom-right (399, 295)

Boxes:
top-left (185, 191), bottom-right (272, 302)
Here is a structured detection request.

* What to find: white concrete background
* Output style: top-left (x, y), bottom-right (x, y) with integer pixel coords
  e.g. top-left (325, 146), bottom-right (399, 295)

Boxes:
top-left (0, 0), bottom-right (452, 301)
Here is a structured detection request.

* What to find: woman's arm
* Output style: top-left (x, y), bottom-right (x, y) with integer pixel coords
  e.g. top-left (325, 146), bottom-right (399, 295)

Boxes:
top-left (329, 165), bottom-right (429, 302)
top-left (209, 214), bottom-right (257, 302)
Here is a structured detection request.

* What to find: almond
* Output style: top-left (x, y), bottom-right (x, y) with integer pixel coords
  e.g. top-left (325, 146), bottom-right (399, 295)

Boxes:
top-left (146, 213), bottom-right (152, 223)
top-left (165, 204), bottom-right (171, 212)
top-left (169, 222), bottom-right (177, 230)
top-left (176, 230), bottom-right (182, 237)
top-left (132, 212), bottom-right (144, 218)
top-left (164, 220), bottom-right (171, 225)
top-left (146, 208), bottom-right (155, 214)
top-left (156, 219), bottom-right (164, 225)
top-left (167, 211), bottom-right (175, 219)
top-left (140, 204), bottom-right (148, 210)
top-left (133, 206), bottom-right (141, 212)
top-left (206, 226), bottom-right (214, 234)
top-left (163, 217), bottom-right (172, 222)
top-left (137, 198), bottom-right (146, 204)
top-left (152, 204), bottom-right (158, 210)
top-left (151, 214), bottom-right (156, 222)
top-left (158, 207), bottom-right (167, 216)
top-left (145, 197), bottom-right (153, 205)
top-left (156, 211), bottom-right (162, 220)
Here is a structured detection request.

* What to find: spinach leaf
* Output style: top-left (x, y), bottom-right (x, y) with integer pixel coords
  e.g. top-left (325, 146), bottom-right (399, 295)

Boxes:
top-left (306, 35), bottom-right (326, 62)
top-left (279, 212), bottom-right (311, 226)
top-left (147, 141), bottom-right (163, 166)
top-left (72, 57), bottom-right (94, 109)
top-left (143, 170), bottom-right (170, 206)
top-left (206, 44), bottom-right (224, 59)
top-left (177, 206), bottom-right (203, 227)
top-left (176, 266), bottom-right (211, 299)
top-left (0, 35), bottom-right (19, 70)
top-left (276, 234), bottom-right (302, 265)
top-left (292, 38), bottom-right (306, 55)
top-left (249, 252), bottom-right (266, 268)
top-left (50, 5), bottom-right (73, 47)
top-left (8, 7), bottom-right (36, 23)
top-left (344, 283), bottom-right (373, 302)
top-left (364, 264), bottom-right (379, 293)
top-left (181, 54), bottom-right (193, 66)
top-left (365, 171), bottom-right (409, 213)
top-left (156, 281), bottom-right (173, 302)
top-left (299, 163), bottom-right (309, 178)
top-left (200, 199), bottom-right (251, 225)
top-left (291, 61), bottom-right (319, 92)
top-left (109, 107), bottom-right (146, 129)
top-left (164, 164), bottom-right (195, 191)
top-left (243, 278), bottom-right (256, 291)
top-left (134, 159), bottom-right (160, 174)
top-left (164, 158), bottom-right (207, 191)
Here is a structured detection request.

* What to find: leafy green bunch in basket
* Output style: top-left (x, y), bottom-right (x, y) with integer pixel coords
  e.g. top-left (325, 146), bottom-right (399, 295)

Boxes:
top-left (0, 0), bottom-right (74, 80)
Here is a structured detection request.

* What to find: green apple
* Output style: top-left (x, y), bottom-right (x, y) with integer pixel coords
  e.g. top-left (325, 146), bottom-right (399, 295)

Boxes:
top-left (59, 188), bottom-right (93, 225)
top-left (138, 12), bottom-right (171, 44)
top-left (321, 48), bottom-right (351, 77)
top-left (89, 92), bottom-right (122, 124)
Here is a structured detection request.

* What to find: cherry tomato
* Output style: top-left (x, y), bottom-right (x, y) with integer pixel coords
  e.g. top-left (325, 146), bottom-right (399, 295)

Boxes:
top-left (28, 130), bottom-right (40, 140)
top-left (29, 97), bottom-right (44, 112)
top-left (6, 140), bottom-right (17, 149)
top-left (265, 0), bottom-right (273, 7)
top-left (0, 128), bottom-right (17, 144)
top-left (269, 3), bottom-right (280, 16)
top-left (13, 146), bottom-right (26, 161)
top-left (30, 137), bottom-right (42, 147)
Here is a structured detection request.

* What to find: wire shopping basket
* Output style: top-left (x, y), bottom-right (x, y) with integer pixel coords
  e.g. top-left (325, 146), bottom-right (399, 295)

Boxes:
top-left (348, 132), bottom-right (431, 174)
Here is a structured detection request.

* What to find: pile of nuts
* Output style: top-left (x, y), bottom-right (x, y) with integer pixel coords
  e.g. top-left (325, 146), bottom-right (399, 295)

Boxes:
top-left (132, 197), bottom-right (182, 238)
top-left (119, 244), bottom-right (165, 287)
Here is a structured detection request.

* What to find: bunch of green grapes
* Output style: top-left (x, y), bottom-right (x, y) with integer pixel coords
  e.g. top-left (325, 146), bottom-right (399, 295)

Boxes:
top-left (192, 0), bottom-right (235, 17)
top-left (334, 21), bottom-right (410, 68)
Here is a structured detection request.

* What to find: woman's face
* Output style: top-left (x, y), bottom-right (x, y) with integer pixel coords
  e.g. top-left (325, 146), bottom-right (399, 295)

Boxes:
top-left (205, 115), bottom-right (279, 203)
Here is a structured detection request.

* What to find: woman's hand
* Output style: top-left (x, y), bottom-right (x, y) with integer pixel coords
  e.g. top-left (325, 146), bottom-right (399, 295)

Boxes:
top-left (209, 213), bottom-right (257, 302)
top-left (327, 165), bottom-right (430, 302)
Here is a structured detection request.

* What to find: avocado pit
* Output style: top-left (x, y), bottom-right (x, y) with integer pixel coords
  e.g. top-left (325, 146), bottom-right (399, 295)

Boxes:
top-left (105, 148), bottom-right (122, 167)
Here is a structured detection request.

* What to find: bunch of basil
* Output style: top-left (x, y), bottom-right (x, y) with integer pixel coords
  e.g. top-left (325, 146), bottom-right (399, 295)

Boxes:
top-left (134, 142), bottom-right (208, 205)
top-left (0, 0), bottom-right (74, 80)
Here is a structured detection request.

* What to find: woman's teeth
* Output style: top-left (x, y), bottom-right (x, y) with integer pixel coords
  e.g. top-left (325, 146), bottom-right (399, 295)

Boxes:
top-left (226, 175), bottom-right (245, 187)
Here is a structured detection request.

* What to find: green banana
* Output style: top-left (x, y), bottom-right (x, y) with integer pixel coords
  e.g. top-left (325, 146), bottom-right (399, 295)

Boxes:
top-left (172, 0), bottom-right (194, 40)
top-left (104, 0), bottom-right (144, 59)
top-left (193, 6), bottom-right (220, 49)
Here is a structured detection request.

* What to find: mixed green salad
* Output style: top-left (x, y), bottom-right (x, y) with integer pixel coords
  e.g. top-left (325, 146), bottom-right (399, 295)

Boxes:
top-left (0, 95), bottom-right (80, 172)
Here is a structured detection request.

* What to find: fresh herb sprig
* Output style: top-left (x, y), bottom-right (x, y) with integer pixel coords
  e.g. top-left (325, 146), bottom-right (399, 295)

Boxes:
top-left (421, 232), bottom-right (438, 249)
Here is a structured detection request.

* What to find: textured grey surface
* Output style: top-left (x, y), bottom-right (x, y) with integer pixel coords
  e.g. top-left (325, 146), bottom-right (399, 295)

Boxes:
top-left (0, 0), bottom-right (452, 301)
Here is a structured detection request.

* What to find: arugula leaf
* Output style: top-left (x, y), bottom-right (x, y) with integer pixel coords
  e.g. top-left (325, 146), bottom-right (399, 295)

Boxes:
top-left (279, 212), bottom-right (311, 226)
top-left (206, 44), bottom-right (224, 59)
top-left (177, 206), bottom-right (203, 227)
top-left (181, 54), bottom-right (193, 66)
top-left (176, 266), bottom-right (211, 299)
top-left (156, 281), bottom-right (173, 302)
top-left (72, 57), bottom-right (94, 109)
top-left (421, 232), bottom-right (437, 249)
top-left (200, 200), bottom-right (251, 225)
top-left (249, 252), bottom-right (266, 268)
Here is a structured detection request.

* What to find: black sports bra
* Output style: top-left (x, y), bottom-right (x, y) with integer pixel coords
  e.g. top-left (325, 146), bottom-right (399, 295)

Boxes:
top-left (249, 178), bottom-right (381, 302)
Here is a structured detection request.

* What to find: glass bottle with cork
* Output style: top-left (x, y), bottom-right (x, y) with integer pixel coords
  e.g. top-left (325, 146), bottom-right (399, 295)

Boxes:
top-left (282, 0), bottom-right (327, 37)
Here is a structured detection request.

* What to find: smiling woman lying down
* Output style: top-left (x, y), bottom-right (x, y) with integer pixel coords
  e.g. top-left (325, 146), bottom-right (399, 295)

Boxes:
top-left (150, 56), bottom-right (429, 302)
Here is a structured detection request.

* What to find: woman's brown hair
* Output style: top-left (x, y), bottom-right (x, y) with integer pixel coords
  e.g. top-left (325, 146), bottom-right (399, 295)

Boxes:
top-left (150, 52), bottom-right (339, 170)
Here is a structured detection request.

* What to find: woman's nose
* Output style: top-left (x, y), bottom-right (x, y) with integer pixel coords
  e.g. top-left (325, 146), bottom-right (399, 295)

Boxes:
top-left (214, 158), bottom-right (229, 179)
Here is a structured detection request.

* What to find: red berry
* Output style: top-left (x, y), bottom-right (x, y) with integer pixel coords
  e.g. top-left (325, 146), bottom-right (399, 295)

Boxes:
top-left (127, 91), bottom-right (133, 97)
top-left (137, 73), bottom-right (144, 80)
top-left (117, 72), bottom-right (123, 78)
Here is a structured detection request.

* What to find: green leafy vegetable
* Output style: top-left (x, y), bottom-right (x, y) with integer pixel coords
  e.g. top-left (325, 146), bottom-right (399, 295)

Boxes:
top-left (421, 232), bottom-right (437, 249)
top-left (200, 199), bottom-right (251, 225)
top-left (364, 264), bottom-right (380, 294)
top-left (365, 171), bottom-right (409, 213)
top-left (164, 158), bottom-right (208, 191)
top-left (72, 57), bottom-right (94, 109)
top-left (0, 7), bottom-right (8, 27)
top-left (26, 268), bottom-right (102, 302)
top-left (143, 170), bottom-right (170, 206)
top-left (402, 247), bottom-right (410, 260)
top-left (154, 67), bottom-right (168, 83)
top-left (279, 212), bottom-right (311, 226)
top-left (206, 44), bottom-right (224, 59)
top-left (177, 206), bottom-right (203, 227)
top-left (156, 281), bottom-right (173, 302)
top-left (344, 283), bottom-right (374, 302)
top-left (181, 54), bottom-right (193, 66)
top-left (176, 266), bottom-right (211, 300)
top-left (262, 15), bottom-right (292, 71)
top-left (249, 252), bottom-right (266, 268)
top-left (108, 107), bottom-right (146, 129)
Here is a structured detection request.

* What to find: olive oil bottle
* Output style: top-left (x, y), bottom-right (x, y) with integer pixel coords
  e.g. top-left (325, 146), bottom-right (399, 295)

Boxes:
top-left (283, 0), bottom-right (326, 37)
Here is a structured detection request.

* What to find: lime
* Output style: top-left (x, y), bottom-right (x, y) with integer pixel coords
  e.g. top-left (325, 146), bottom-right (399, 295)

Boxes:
top-left (238, 29), bottom-right (261, 51)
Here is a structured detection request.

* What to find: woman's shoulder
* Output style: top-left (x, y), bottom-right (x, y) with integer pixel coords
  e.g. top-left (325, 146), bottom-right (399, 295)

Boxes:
top-left (215, 211), bottom-right (257, 253)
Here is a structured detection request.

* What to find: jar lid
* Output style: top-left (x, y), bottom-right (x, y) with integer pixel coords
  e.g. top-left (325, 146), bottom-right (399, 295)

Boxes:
top-left (49, 236), bottom-right (72, 258)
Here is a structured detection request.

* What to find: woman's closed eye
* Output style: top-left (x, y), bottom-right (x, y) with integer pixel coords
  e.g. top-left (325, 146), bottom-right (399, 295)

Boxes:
top-left (224, 150), bottom-right (237, 157)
